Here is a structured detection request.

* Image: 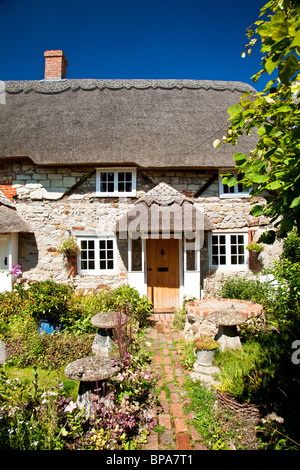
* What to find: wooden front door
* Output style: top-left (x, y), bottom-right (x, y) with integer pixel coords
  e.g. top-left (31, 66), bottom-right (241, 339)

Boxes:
top-left (146, 238), bottom-right (180, 312)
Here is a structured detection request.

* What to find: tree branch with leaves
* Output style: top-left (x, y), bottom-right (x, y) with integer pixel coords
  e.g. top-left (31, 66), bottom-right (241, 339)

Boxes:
top-left (215, 0), bottom-right (300, 243)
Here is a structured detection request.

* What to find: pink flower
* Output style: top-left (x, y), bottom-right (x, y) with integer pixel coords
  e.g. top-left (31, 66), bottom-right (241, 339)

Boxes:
top-left (64, 400), bottom-right (77, 413)
top-left (10, 264), bottom-right (22, 276)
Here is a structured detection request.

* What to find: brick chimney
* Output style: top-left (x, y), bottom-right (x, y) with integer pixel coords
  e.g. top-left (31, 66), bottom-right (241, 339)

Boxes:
top-left (44, 50), bottom-right (68, 80)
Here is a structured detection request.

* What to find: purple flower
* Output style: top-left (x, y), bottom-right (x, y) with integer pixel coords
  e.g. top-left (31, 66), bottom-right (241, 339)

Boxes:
top-left (9, 264), bottom-right (22, 276)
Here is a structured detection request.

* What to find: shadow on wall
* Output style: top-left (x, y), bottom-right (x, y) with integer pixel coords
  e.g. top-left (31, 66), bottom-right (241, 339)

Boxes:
top-left (18, 232), bottom-right (38, 273)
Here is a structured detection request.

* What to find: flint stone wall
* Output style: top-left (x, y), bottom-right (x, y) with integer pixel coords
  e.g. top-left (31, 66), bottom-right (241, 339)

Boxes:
top-left (0, 163), bottom-right (281, 290)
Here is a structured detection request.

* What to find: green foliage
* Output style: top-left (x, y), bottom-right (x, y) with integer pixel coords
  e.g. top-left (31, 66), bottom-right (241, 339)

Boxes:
top-left (218, 230), bottom-right (300, 448)
top-left (65, 285), bottom-right (153, 333)
top-left (0, 281), bottom-right (152, 369)
top-left (25, 280), bottom-right (73, 324)
top-left (172, 308), bottom-right (186, 331)
top-left (108, 285), bottom-right (153, 328)
top-left (56, 236), bottom-right (79, 257)
top-left (215, 342), bottom-right (271, 403)
top-left (246, 242), bottom-right (264, 252)
top-left (179, 339), bottom-right (195, 370)
top-left (221, 0), bottom-right (300, 238)
top-left (220, 274), bottom-right (267, 303)
top-left (0, 280), bottom-right (156, 450)
top-left (185, 378), bottom-right (246, 450)
top-left (194, 336), bottom-right (219, 351)
top-left (0, 366), bottom-right (86, 450)
top-left (282, 228), bottom-right (300, 261)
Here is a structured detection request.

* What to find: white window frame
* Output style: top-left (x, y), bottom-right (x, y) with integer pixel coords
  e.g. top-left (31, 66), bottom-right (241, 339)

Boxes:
top-left (219, 172), bottom-right (250, 198)
top-left (77, 235), bottom-right (117, 275)
top-left (96, 168), bottom-right (137, 197)
top-left (128, 235), bottom-right (147, 297)
top-left (183, 232), bottom-right (201, 299)
top-left (208, 232), bottom-right (248, 270)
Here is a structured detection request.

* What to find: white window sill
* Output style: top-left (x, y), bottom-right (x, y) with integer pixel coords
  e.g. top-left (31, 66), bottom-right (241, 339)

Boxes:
top-left (96, 191), bottom-right (136, 198)
top-left (209, 265), bottom-right (249, 271)
top-left (78, 270), bottom-right (117, 275)
top-left (219, 194), bottom-right (250, 199)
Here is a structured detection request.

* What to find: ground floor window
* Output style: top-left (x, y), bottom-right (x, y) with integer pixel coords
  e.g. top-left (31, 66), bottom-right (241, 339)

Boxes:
top-left (77, 236), bottom-right (117, 274)
top-left (209, 232), bottom-right (248, 268)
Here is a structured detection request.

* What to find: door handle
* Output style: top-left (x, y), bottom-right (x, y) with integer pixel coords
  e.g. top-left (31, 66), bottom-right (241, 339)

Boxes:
top-left (147, 268), bottom-right (152, 271)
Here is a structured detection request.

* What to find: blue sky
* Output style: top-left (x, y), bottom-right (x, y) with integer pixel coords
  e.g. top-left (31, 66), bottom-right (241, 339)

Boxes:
top-left (0, 0), bottom-right (269, 91)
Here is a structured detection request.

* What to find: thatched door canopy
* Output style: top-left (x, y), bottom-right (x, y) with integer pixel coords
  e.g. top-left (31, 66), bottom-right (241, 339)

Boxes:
top-left (0, 191), bottom-right (32, 233)
top-left (116, 182), bottom-right (214, 237)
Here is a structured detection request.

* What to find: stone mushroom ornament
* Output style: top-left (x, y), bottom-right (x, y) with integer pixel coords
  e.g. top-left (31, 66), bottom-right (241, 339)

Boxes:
top-left (206, 307), bottom-right (247, 352)
top-left (65, 356), bottom-right (121, 416)
top-left (90, 311), bottom-right (128, 357)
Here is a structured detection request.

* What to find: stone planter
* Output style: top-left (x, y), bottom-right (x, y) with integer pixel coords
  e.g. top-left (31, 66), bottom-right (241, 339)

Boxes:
top-left (195, 348), bottom-right (217, 367)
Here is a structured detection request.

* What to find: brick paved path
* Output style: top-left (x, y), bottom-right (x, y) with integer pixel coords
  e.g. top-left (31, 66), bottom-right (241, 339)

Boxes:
top-left (143, 313), bottom-right (208, 451)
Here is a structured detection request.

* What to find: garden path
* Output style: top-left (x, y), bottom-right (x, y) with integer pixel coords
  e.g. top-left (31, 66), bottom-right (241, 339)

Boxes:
top-left (143, 313), bottom-right (208, 451)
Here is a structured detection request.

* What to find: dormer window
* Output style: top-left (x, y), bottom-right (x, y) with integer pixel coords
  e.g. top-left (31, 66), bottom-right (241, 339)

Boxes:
top-left (96, 168), bottom-right (136, 197)
top-left (219, 172), bottom-right (250, 198)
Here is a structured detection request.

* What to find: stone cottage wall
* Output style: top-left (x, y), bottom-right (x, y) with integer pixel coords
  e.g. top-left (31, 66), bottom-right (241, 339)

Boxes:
top-left (0, 162), bottom-right (282, 292)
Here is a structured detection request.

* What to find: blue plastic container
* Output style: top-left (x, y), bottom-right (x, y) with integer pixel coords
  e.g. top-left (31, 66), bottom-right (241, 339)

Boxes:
top-left (38, 320), bottom-right (61, 334)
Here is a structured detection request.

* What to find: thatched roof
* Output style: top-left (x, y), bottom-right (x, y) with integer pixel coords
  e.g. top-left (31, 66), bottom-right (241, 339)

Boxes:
top-left (116, 182), bottom-right (214, 233)
top-left (0, 191), bottom-right (32, 232)
top-left (0, 79), bottom-right (258, 169)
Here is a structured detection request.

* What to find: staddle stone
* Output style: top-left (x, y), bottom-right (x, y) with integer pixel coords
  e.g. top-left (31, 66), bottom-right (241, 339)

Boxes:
top-left (91, 312), bottom-right (128, 357)
top-left (0, 341), bottom-right (8, 364)
top-left (90, 311), bottom-right (128, 329)
top-left (64, 356), bottom-right (120, 382)
top-left (206, 309), bottom-right (247, 352)
top-left (206, 309), bottom-right (247, 326)
top-left (65, 356), bottom-right (121, 416)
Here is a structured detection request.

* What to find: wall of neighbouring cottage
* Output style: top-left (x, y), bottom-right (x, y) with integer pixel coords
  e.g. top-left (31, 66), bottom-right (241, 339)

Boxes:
top-left (0, 162), bottom-right (282, 292)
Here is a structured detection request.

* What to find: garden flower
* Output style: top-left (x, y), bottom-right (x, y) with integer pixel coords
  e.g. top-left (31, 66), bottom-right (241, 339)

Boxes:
top-left (9, 264), bottom-right (22, 276)
top-left (64, 400), bottom-right (77, 413)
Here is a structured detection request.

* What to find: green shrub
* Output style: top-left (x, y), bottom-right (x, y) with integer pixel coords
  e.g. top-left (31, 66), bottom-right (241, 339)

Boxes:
top-left (25, 280), bottom-right (73, 324)
top-left (108, 285), bottom-right (153, 327)
top-left (0, 284), bottom-right (29, 338)
top-left (0, 282), bottom-right (153, 367)
top-left (64, 285), bottom-right (153, 334)
top-left (282, 228), bottom-right (300, 263)
top-left (220, 274), bottom-right (267, 303)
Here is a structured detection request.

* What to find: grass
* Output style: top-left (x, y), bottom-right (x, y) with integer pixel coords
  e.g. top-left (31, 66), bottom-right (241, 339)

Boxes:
top-left (184, 377), bottom-right (248, 450)
top-left (178, 339), bottom-right (195, 371)
top-left (4, 365), bottom-right (79, 401)
top-left (172, 308), bottom-right (186, 331)
top-left (214, 341), bottom-right (266, 401)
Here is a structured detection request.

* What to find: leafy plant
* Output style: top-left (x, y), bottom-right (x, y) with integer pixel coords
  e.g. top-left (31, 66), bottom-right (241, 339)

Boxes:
top-left (172, 308), bottom-right (186, 331)
top-left (56, 236), bottom-right (79, 257)
top-left (194, 336), bottom-right (220, 351)
top-left (25, 280), bottom-right (73, 324)
top-left (220, 274), bottom-right (268, 303)
top-left (282, 228), bottom-right (300, 262)
top-left (216, 0), bottom-right (300, 238)
top-left (246, 242), bottom-right (264, 252)
top-left (179, 339), bottom-right (195, 370)
top-left (214, 341), bottom-right (269, 402)
top-left (0, 366), bottom-right (86, 450)
top-left (108, 285), bottom-right (153, 327)
top-left (185, 377), bottom-right (243, 450)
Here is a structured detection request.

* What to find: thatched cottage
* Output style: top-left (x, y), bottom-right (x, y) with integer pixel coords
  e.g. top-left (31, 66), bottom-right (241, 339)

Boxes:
top-left (0, 50), bottom-right (280, 309)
